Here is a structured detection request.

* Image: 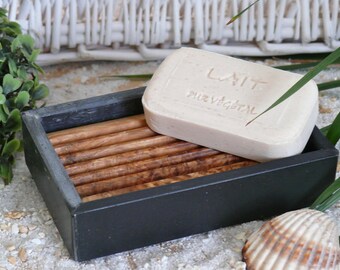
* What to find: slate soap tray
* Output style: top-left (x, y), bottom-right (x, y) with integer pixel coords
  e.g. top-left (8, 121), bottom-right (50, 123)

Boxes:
top-left (22, 87), bottom-right (339, 261)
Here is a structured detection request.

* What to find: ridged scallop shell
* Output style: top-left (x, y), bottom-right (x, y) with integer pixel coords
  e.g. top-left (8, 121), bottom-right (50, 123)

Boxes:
top-left (242, 209), bottom-right (340, 270)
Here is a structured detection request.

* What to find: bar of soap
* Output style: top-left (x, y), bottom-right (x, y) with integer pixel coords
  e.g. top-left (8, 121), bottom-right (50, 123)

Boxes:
top-left (142, 48), bottom-right (318, 162)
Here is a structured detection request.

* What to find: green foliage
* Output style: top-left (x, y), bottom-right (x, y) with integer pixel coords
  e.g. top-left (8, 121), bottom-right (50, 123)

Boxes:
top-left (324, 112), bottom-right (340, 145)
top-left (226, 0), bottom-right (260, 25)
top-left (247, 47), bottom-right (340, 125)
top-left (311, 176), bottom-right (340, 212)
top-left (0, 8), bottom-right (49, 184)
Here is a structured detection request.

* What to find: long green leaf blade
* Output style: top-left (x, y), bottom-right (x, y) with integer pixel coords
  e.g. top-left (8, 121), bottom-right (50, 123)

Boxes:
top-left (247, 47), bottom-right (340, 126)
top-left (274, 62), bottom-right (319, 71)
top-left (320, 124), bottom-right (331, 136)
top-left (226, 0), bottom-right (260, 25)
top-left (310, 177), bottom-right (340, 212)
top-left (100, 74), bottom-right (153, 80)
top-left (317, 80), bottom-right (340, 91)
top-left (325, 112), bottom-right (340, 145)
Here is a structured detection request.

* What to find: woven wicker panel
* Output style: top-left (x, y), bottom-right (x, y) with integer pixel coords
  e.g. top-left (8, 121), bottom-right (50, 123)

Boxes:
top-left (1, 0), bottom-right (339, 64)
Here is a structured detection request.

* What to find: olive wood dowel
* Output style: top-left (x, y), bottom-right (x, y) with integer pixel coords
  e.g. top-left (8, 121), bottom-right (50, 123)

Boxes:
top-left (76, 153), bottom-right (245, 197)
top-left (54, 126), bottom-right (156, 155)
top-left (48, 114), bottom-right (146, 146)
top-left (82, 161), bottom-right (258, 202)
top-left (71, 147), bottom-right (220, 186)
top-left (65, 141), bottom-right (199, 176)
top-left (60, 135), bottom-right (178, 165)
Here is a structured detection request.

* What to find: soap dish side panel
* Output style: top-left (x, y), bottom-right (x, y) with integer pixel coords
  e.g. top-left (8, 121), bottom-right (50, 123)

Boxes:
top-left (22, 87), bottom-right (339, 261)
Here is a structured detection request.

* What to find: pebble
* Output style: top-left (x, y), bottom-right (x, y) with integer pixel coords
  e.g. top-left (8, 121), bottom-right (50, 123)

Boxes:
top-left (39, 232), bottom-right (46, 238)
top-left (28, 225), bottom-right (37, 231)
top-left (45, 220), bottom-right (53, 225)
top-left (18, 248), bottom-right (28, 262)
top-left (7, 245), bottom-right (15, 252)
top-left (31, 238), bottom-right (42, 245)
top-left (7, 256), bottom-right (16, 265)
top-left (235, 261), bottom-right (246, 270)
top-left (0, 224), bottom-right (8, 231)
top-left (234, 232), bottom-right (246, 241)
top-left (11, 224), bottom-right (19, 234)
top-left (5, 211), bottom-right (26, 220)
top-left (19, 225), bottom-right (28, 234)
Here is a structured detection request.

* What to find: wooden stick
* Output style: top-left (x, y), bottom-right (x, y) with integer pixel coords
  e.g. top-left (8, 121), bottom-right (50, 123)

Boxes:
top-left (71, 148), bottom-right (220, 185)
top-left (48, 114), bottom-right (146, 146)
top-left (65, 141), bottom-right (199, 176)
top-left (60, 135), bottom-right (178, 165)
top-left (76, 153), bottom-right (245, 197)
top-left (82, 161), bottom-right (257, 202)
top-left (54, 126), bottom-right (156, 155)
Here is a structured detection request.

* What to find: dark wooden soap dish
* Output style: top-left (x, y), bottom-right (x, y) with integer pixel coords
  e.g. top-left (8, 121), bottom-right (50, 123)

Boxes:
top-left (22, 87), bottom-right (339, 261)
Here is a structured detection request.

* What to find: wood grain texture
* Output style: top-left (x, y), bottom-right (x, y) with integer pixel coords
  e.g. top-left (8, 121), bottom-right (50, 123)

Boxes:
top-left (59, 135), bottom-right (178, 165)
top-left (48, 114), bottom-right (258, 202)
top-left (49, 114), bottom-right (146, 145)
top-left (76, 153), bottom-right (245, 197)
top-left (82, 161), bottom-right (257, 202)
top-left (72, 148), bottom-right (220, 185)
top-left (65, 141), bottom-right (198, 175)
top-left (54, 126), bottom-right (156, 155)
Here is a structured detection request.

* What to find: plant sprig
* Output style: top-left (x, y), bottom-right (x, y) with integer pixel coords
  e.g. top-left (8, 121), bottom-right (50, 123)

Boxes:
top-left (100, 74), bottom-right (153, 80)
top-left (246, 47), bottom-right (340, 126)
top-left (311, 176), bottom-right (340, 212)
top-left (226, 0), bottom-right (260, 25)
top-left (0, 8), bottom-right (49, 184)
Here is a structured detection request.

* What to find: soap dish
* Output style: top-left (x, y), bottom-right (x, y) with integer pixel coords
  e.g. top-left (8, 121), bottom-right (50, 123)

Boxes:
top-left (22, 87), bottom-right (339, 261)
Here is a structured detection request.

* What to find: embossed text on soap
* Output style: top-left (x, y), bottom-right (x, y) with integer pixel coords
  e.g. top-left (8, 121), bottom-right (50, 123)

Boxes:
top-left (207, 68), bottom-right (268, 90)
top-left (186, 90), bottom-right (257, 115)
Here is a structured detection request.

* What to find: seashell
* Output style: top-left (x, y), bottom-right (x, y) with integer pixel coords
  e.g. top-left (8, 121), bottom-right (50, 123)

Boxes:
top-left (242, 209), bottom-right (340, 270)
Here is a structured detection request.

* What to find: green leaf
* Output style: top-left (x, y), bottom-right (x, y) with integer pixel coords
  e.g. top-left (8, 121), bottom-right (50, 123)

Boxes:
top-left (32, 63), bottom-right (44, 74)
top-left (0, 8), bottom-right (7, 17)
top-left (317, 80), bottom-right (340, 91)
top-left (17, 140), bottom-right (24, 152)
top-left (15, 91), bottom-right (30, 109)
top-left (0, 94), bottom-right (6, 104)
top-left (17, 67), bottom-right (28, 80)
top-left (320, 124), bottom-right (331, 136)
top-left (100, 74), bottom-right (153, 80)
top-left (8, 58), bottom-right (17, 75)
top-left (274, 62), bottom-right (319, 71)
top-left (247, 47), bottom-right (340, 125)
top-left (310, 177), bottom-right (340, 212)
top-left (2, 74), bottom-right (22, 94)
top-left (2, 139), bottom-right (20, 156)
top-left (2, 103), bottom-right (9, 115)
top-left (29, 49), bottom-right (40, 63)
top-left (31, 84), bottom-right (49, 100)
top-left (21, 81), bottom-right (34, 92)
top-left (226, 0), bottom-right (260, 25)
top-left (11, 35), bottom-right (35, 59)
top-left (5, 109), bottom-right (21, 132)
top-left (325, 112), bottom-right (340, 145)
top-left (0, 86), bottom-right (3, 94)
top-left (0, 160), bottom-right (13, 185)
top-left (0, 105), bottom-right (7, 122)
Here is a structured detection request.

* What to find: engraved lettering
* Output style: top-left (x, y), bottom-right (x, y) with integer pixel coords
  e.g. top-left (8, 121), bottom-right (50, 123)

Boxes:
top-left (186, 90), bottom-right (258, 115)
top-left (207, 68), bottom-right (268, 90)
top-left (250, 78), bottom-right (268, 90)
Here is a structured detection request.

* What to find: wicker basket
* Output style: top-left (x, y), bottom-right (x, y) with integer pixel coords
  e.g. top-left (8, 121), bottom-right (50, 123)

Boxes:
top-left (1, 0), bottom-right (339, 64)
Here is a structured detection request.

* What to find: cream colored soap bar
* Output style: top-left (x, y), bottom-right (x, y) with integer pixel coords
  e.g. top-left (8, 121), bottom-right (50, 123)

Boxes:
top-left (142, 48), bottom-right (318, 162)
